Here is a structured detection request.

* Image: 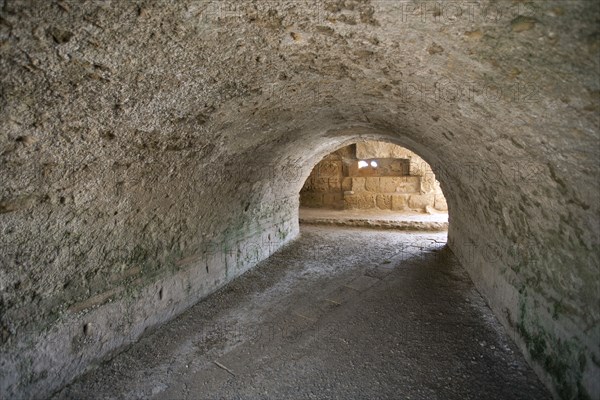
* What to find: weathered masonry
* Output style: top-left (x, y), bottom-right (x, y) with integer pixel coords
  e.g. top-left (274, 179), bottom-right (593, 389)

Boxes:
top-left (301, 141), bottom-right (447, 211)
top-left (0, 1), bottom-right (598, 399)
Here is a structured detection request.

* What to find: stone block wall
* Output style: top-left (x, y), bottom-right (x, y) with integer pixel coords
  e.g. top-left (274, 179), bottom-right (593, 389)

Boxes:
top-left (300, 141), bottom-right (447, 212)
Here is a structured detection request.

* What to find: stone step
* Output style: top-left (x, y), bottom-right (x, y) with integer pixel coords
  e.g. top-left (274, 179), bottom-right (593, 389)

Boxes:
top-left (299, 217), bottom-right (448, 232)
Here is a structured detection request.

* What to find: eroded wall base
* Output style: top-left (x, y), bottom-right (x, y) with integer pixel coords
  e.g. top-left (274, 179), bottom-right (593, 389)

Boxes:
top-left (1, 215), bottom-right (299, 400)
top-left (448, 224), bottom-right (599, 400)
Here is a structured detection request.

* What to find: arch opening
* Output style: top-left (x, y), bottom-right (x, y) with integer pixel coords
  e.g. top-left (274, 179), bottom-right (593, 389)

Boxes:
top-left (300, 141), bottom-right (448, 215)
top-left (291, 135), bottom-right (450, 234)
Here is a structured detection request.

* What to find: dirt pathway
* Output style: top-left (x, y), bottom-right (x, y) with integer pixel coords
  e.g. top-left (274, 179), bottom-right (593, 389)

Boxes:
top-left (53, 226), bottom-right (550, 400)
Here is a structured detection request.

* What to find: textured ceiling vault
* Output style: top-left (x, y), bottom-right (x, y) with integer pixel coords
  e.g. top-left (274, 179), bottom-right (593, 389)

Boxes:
top-left (0, 1), bottom-right (598, 399)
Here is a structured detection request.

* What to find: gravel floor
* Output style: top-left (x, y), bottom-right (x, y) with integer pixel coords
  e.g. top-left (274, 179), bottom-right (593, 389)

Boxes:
top-left (53, 226), bottom-right (551, 400)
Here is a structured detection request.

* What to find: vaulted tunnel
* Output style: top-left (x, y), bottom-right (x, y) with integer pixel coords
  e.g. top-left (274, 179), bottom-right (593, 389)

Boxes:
top-left (0, 1), bottom-right (598, 399)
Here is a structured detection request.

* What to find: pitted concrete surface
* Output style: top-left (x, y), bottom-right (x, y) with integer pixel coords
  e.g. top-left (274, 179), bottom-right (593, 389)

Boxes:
top-left (2, 1), bottom-right (598, 397)
top-left (53, 226), bottom-right (550, 400)
top-left (299, 207), bottom-right (448, 231)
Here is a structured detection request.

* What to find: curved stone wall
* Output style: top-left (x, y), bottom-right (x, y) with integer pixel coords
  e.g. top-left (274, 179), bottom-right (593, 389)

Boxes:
top-left (0, 1), bottom-right (598, 398)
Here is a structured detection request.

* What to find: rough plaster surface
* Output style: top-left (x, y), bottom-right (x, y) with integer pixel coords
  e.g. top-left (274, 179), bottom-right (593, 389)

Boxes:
top-left (0, 0), bottom-right (598, 399)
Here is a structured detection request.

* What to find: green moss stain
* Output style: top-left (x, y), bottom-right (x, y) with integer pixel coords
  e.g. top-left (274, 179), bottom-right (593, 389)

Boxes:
top-left (517, 292), bottom-right (590, 399)
top-left (552, 300), bottom-right (566, 321)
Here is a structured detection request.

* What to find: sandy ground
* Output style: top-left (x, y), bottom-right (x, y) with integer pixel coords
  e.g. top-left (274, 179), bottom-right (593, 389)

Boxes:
top-left (53, 226), bottom-right (550, 400)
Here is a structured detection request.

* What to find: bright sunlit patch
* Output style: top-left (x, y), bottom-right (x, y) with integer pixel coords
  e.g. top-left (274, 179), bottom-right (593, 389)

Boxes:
top-left (370, 161), bottom-right (378, 168)
top-left (358, 160), bottom-right (369, 169)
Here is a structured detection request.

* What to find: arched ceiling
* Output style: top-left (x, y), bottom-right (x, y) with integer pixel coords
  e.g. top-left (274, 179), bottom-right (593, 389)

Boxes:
top-left (0, 1), bottom-right (598, 398)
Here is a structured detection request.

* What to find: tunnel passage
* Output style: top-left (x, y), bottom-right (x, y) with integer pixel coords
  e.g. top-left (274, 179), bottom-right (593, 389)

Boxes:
top-left (52, 226), bottom-right (552, 400)
top-left (0, 1), bottom-right (598, 399)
